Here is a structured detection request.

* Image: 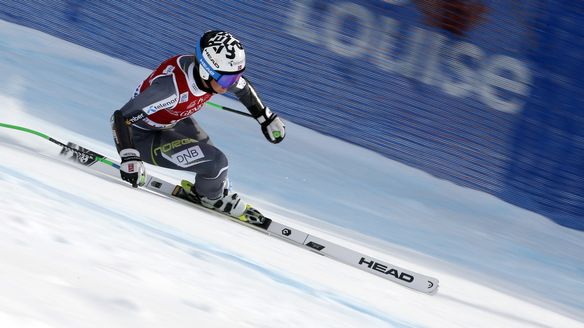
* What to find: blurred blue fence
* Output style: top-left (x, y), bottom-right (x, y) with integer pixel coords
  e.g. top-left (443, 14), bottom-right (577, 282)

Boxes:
top-left (1, 0), bottom-right (582, 229)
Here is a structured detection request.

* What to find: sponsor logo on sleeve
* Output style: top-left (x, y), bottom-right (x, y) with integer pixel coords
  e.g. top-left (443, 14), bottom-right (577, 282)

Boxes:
top-left (125, 112), bottom-right (145, 124)
top-left (142, 95), bottom-right (178, 115)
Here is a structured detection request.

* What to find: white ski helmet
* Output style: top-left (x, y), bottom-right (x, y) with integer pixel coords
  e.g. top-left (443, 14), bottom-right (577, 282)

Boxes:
top-left (195, 30), bottom-right (245, 88)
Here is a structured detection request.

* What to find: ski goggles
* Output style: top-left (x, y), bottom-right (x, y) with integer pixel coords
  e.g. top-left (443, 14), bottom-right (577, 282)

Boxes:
top-left (213, 71), bottom-right (243, 89)
top-left (195, 44), bottom-right (244, 89)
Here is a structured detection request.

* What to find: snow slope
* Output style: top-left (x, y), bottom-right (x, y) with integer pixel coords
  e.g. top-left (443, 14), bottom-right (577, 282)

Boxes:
top-left (0, 20), bottom-right (582, 327)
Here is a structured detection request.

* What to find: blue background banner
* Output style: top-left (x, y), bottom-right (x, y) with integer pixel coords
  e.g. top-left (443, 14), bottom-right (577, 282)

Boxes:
top-left (1, 0), bottom-right (582, 229)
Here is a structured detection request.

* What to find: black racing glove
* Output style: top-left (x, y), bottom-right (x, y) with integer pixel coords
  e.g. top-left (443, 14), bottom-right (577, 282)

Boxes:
top-left (119, 148), bottom-right (146, 188)
top-left (256, 107), bottom-right (285, 144)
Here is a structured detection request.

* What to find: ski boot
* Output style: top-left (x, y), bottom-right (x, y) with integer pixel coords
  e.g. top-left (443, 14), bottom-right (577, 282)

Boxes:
top-left (180, 180), bottom-right (266, 225)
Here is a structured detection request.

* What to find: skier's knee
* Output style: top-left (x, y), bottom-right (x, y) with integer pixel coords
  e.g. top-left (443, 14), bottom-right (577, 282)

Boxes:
top-left (194, 150), bottom-right (228, 197)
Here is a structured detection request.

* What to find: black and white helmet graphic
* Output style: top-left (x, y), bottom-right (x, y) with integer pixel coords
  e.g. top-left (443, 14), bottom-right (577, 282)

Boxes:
top-left (195, 30), bottom-right (246, 88)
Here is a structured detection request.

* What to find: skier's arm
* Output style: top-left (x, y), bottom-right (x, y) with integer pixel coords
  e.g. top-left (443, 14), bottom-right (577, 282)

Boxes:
top-left (111, 75), bottom-right (178, 187)
top-left (229, 76), bottom-right (285, 143)
top-left (111, 75), bottom-right (178, 151)
top-left (110, 110), bottom-right (134, 152)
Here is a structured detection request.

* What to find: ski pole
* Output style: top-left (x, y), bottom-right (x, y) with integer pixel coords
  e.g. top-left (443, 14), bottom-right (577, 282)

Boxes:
top-left (206, 101), bottom-right (253, 118)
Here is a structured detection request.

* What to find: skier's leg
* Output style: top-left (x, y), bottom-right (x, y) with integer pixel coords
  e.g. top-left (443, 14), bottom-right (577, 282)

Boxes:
top-left (132, 118), bottom-right (247, 218)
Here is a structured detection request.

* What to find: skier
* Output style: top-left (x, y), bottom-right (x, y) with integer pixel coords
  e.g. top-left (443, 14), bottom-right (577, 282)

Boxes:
top-left (110, 30), bottom-right (285, 223)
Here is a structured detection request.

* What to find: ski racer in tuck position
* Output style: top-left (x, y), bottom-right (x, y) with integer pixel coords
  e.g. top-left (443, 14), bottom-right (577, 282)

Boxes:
top-left (110, 30), bottom-right (286, 224)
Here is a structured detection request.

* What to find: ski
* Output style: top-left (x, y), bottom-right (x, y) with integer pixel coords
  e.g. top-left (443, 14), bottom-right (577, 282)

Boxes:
top-left (0, 121), bottom-right (440, 294)
top-left (57, 141), bottom-right (439, 294)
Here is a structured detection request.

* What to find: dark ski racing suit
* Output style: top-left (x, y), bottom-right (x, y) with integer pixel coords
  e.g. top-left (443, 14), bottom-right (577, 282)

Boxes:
top-left (111, 55), bottom-right (278, 200)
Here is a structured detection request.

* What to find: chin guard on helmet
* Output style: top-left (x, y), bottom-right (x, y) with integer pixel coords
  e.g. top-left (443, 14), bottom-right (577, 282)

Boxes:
top-left (195, 31), bottom-right (246, 89)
